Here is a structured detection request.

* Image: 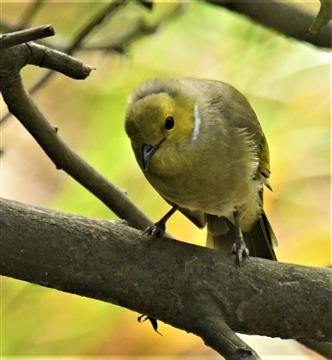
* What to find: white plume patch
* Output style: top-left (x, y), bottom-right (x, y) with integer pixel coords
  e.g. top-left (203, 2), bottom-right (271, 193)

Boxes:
top-left (192, 103), bottom-right (201, 142)
top-left (235, 128), bottom-right (260, 181)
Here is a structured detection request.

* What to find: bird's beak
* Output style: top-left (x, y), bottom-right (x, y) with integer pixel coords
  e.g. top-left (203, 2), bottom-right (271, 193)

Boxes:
top-left (142, 138), bottom-right (165, 170)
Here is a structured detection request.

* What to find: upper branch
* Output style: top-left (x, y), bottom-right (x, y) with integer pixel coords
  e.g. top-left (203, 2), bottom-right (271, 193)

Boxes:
top-left (0, 1), bottom-right (128, 125)
top-left (1, 198), bottom-right (331, 355)
top-left (206, 0), bottom-right (331, 48)
top-left (24, 42), bottom-right (92, 79)
top-left (0, 24), bottom-right (54, 49)
top-left (26, 0), bottom-right (128, 93)
top-left (0, 72), bottom-right (151, 230)
top-left (74, 3), bottom-right (185, 54)
top-left (0, 41), bottom-right (91, 79)
top-left (0, 24), bottom-right (151, 230)
top-left (66, 0), bottom-right (127, 54)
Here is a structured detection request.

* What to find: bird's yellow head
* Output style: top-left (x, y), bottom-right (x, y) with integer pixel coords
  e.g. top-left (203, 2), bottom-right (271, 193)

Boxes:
top-left (125, 79), bottom-right (196, 171)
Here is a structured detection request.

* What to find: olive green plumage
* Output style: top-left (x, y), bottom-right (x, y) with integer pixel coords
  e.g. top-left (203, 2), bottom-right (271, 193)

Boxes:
top-left (125, 77), bottom-right (276, 261)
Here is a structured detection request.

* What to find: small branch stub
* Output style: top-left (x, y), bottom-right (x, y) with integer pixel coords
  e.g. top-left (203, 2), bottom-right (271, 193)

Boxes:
top-left (0, 24), bottom-right (54, 49)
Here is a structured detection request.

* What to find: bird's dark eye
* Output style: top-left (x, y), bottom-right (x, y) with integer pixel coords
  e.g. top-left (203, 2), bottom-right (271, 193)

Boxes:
top-left (164, 116), bottom-right (174, 130)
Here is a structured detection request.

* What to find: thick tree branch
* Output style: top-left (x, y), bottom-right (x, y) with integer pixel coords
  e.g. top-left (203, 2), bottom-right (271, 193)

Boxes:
top-left (206, 0), bottom-right (331, 49)
top-left (1, 198), bottom-right (331, 358)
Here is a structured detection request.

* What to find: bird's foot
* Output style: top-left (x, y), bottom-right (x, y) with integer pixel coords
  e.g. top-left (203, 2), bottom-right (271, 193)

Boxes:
top-left (143, 220), bottom-right (165, 239)
top-left (143, 206), bottom-right (177, 239)
top-left (232, 239), bottom-right (249, 265)
top-left (137, 314), bottom-right (162, 335)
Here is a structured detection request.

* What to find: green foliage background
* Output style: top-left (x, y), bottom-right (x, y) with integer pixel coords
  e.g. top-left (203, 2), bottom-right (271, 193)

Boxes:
top-left (1, 1), bottom-right (330, 358)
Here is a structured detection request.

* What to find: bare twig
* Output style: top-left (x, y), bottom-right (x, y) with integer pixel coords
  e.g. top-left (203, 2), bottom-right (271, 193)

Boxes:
top-left (20, 3), bottom-right (185, 58)
top-left (78, 20), bottom-right (160, 54)
top-left (45, 18), bottom-right (159, 54)
top-left (24, 42), bottom-right (93, 79)
top-left (0, 43), bottom-right (92, 79)
top-left (0, 26), bottom-right (149, 229)
top-left (0, 29), bottom-right (92, 79)
top-left (1, 198), bottom-right (331, 358)
top-left (0, 2), bottom-right (183, 126)
top-left (206, 0), bottom-right (331, 48)
top-left (66, 1), bottom-right (127, 54)
top-left (28, 0), bottom-right (127, 92)
top-left (79, 4), bottom-right (185, 54)
top-left (0, 1), bottom-right (128, 126)
top-left (0, 25), bottom-right (54, 49)
top-left (0, 72), bottom-right (150, 230)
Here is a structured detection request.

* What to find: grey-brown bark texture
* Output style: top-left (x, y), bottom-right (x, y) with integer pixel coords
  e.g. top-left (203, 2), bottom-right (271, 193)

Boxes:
top-left (1, 197), bottom-right (331, 349)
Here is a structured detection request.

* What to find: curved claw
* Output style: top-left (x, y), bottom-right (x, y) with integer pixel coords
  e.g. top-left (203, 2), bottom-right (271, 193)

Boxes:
top-left (137, 314), bottom-right (162, 335)
top-left (143, 220), bottom-right (165, 239)
top-left (232, 242), bottom-right (249, 265)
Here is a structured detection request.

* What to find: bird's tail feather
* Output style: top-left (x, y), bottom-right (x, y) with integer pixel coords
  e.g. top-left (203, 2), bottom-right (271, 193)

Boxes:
top-left (207, 212), bottom-right (277, 261)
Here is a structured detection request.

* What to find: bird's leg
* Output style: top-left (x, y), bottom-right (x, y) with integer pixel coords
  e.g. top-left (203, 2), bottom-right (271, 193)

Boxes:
top-left (232, 210), bottom-right (249, 264)
top-left (143, 205), bottom-right (178, 239)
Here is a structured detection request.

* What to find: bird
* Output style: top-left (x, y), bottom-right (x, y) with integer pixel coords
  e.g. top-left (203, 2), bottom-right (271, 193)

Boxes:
top-left (125, 77), bottom-right (277, 264)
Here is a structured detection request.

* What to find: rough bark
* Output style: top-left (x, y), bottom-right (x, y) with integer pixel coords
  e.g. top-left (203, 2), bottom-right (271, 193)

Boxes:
top-left (0, 24), bottom-right (54, 49)
top-left (1, 197), bottom-right (331, 354)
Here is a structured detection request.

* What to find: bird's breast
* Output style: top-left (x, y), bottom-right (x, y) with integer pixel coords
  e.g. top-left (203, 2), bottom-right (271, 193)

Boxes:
top-left (141, 132), bottom-right (262, 229)
top-left (144, 143), bottom-right (246, 215)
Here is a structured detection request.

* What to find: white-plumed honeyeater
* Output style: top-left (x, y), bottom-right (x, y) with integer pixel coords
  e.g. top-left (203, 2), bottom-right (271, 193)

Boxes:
top-left (125, 78), bottom-right (277, 263)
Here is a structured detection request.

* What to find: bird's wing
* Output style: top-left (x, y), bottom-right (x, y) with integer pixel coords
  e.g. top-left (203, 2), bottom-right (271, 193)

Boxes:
top-left (197, 79), bottom-right (272, 186)
top-left (222, 87), bottom-right (272, 187)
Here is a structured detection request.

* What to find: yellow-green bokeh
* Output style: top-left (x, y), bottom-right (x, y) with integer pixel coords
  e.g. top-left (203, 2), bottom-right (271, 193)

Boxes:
top-left (1, 1), bottom-right (330, 358)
